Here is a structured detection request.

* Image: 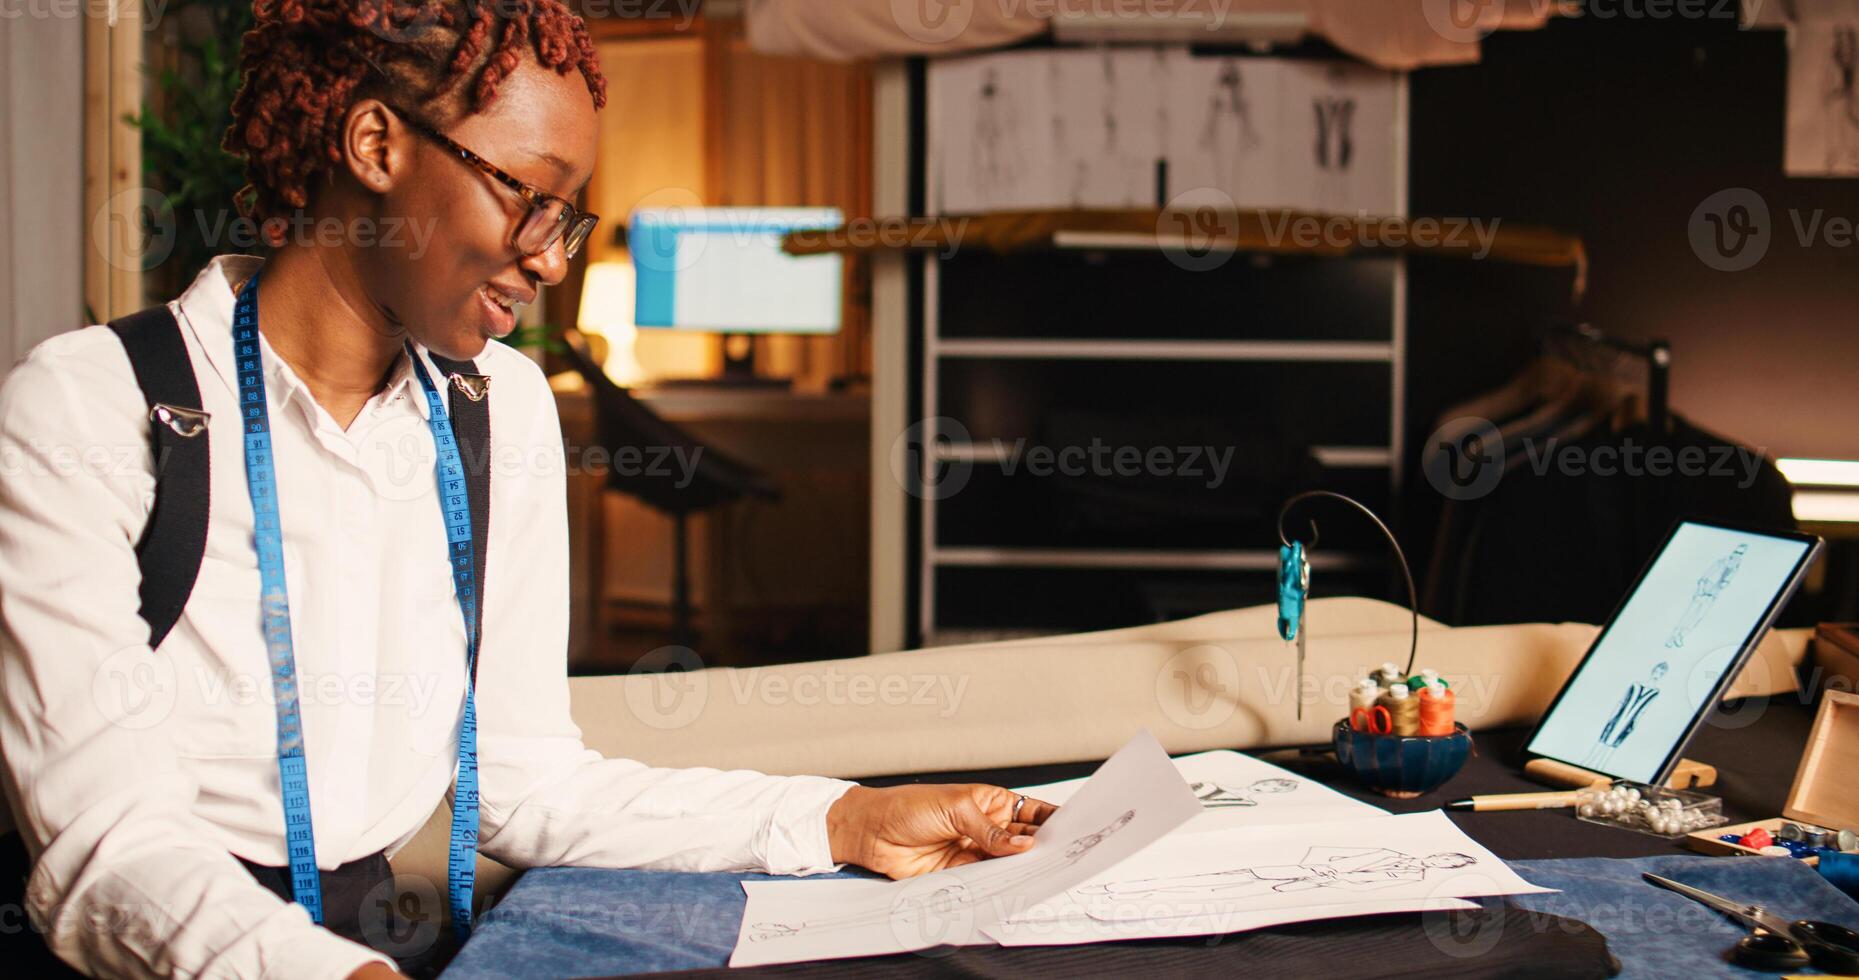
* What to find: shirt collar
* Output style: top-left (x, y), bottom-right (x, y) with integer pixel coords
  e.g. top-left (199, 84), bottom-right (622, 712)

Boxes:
top-left (179, 254), bottom-right (435, 420)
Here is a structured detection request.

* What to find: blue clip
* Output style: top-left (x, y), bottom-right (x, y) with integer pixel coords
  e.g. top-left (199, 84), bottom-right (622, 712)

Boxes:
top-left (1277, 541), bottom-right (1308, 641)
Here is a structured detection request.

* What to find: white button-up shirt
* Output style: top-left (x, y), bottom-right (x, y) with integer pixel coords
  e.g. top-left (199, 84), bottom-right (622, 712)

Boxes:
top-left (0, 255), bottom-right (853, 980)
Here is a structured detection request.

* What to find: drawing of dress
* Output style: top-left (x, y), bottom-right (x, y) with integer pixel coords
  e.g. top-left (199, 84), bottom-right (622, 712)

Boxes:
top-left (1198, 59), bottom-right (1260, 199)
top-left (1667, 544), bottom-right (1746, 648)
top-left (1826, 25), bottom-right (1859, 173)
top-left (1190, 777), bottom-right (1298, 809)
top-left (1079, 846), bottom-right (1476, 907)
top-left (1582, 661), bottom-right (1667, 770)
top-left (747, 810), bottom-right (1135, 941)
top-left (971, 66), bottom-right (1025, 207)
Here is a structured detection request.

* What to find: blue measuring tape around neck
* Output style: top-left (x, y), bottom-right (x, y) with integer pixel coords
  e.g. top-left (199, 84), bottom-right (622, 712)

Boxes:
top-left (232, 270), bottom-right (483, 937)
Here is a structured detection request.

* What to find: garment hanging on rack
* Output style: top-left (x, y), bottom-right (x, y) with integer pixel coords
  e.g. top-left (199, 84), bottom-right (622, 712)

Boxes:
top-left (1443, 416), bottom-right (1796, 626)
top-left (1416, 328), bottom-right (1795, 626)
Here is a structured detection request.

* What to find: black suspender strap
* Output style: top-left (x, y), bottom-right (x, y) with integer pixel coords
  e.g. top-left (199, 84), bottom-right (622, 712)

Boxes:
top-left (428, 355), bottom-right (491, 684)
top-left (103, 307), bottom-right (493, 661)
top-left (107, 306), bottom-right (212, 651)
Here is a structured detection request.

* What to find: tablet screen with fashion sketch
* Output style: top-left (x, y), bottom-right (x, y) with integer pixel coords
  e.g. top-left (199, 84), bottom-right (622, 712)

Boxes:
top-left (1525, 521), bottom-right (1815, 784)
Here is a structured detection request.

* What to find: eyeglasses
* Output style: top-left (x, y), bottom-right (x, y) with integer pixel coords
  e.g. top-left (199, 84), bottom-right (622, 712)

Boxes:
top-left (399, 113), bottom-right (599, 259)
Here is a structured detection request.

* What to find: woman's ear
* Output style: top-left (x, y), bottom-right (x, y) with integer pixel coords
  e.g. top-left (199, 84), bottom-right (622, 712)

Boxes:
top-left (342, 99), bottom-right (406, 193)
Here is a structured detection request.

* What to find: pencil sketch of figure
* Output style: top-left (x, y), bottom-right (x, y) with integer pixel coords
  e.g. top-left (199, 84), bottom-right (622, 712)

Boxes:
top-left (1826, 25), bottom-right (1859, 172)
top-left (1190, 777), bottom-right (1298, 809)
top-left (1583, 661), bottom-right (1667, 770)
top-left (747, 811), bottom-right (1136, 941)
top-left (1313, 96), bottom-right (1355, 172)
top-left (1667, 543), bottom-right (1747, 648)
top-left (971, 66), bottom-right (1025, 204)
top-left (1199, 59), bottom-right (1261, 196)
top-left (1078, 846), bottom-right (1477, 904)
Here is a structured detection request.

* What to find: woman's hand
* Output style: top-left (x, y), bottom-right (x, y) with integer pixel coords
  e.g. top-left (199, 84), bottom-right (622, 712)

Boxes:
top-left (825, 784), bottom-right (1057, 880)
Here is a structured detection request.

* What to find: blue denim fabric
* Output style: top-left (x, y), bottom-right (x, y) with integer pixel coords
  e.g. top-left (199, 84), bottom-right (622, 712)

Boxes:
top-left (1504, 854), bottom-right (1859, 978)
top-left (442, 855), bottom-right (1859, 978)
top-left (440, 867), bottom-right (871, 979)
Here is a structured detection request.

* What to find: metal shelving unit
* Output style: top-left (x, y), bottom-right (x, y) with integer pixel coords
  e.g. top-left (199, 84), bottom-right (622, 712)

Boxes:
top-left (911, 65), bottom-right (1411, 647)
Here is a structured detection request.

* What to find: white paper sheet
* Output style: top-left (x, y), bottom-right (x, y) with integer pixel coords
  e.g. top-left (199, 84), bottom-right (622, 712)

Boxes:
top-left (729, 730), bottom-right (1203, 967)
top-left (930, 49), bottom-right (1401, 214)
top-left (1008, 809), bottom-right (1550, 950)
top-left (985, 895), bottom-right (1480, 946)
top-left (1013, 749), bottom-right (1386, 836)
top-left (1785, 15), bottom-right (1859, 176)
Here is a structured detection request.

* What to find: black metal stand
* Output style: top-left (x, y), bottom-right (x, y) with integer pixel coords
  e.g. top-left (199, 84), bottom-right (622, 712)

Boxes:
top-left (1276, 490), bottom-right (1421, 677)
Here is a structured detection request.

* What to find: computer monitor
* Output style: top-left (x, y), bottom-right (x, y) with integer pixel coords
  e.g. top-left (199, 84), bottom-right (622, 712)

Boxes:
top-left (628, 206), bottom-right (844, 335)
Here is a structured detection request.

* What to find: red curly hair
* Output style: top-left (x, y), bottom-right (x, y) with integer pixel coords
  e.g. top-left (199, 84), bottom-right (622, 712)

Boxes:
top-left (226, 0), bottom-right (607, 246)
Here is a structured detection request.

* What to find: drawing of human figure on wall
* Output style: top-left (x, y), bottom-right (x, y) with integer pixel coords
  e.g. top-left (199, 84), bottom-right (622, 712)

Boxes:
top-left (1311, 66), bottom-right (1356, 211)
top-left (1079, 846), bottom-right (1477, 904)
top-left (971, 65), bottom-right (1025, 204)
top-left (1826, 25), bottom-right (1859, 173)
top-left (1198, 59), bottom-right (1261, 199)
top-left (1668, 543), bottom-right (1747, 649)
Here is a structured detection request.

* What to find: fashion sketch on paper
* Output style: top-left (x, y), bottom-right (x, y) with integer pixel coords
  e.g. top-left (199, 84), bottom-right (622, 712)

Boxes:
top-left (1078, 846), bottom-right (1478, 904)
top-left (747, 811), bottom-right (1137, 942)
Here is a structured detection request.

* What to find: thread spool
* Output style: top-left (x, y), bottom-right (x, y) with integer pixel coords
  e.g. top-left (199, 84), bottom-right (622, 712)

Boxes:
top-left (1417, 681), bottom-right (1456, 736)
top-left (1375, 662), bottom-right (1405, 688)
top-left (1380, 683), bottom-right (1420, 736)
top-left (1349, 679), bottom-right (1382, 715)
top-left (1821, 850), bottom-right (1859, 901)
top-left (1406, 668), bottom-right (1448, 692)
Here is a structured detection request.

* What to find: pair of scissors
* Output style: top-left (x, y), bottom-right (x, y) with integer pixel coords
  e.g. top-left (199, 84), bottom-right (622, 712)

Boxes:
top-left (1642, 872), bottom-right (1859, 973)
top-left (1351, 705), bottom-right (1392, 735)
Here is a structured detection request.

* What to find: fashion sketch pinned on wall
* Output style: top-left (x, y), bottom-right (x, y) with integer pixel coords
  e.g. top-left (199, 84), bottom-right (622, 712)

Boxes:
top-left (1786, 18), bottom-right (1859, 176)
top-left (1668, 544), bottom-right (1746, 648)
top-left (1164, 55), bottom-right (1283, 209)
top-left (1277, 60), bottom-right (1399, 216)
top-left (930, 50), bottom-right (1398, 215)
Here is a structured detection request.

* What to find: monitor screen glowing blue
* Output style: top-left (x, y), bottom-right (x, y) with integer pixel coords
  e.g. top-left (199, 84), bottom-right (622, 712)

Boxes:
top-left (629, 206), bottom-right (844, 334)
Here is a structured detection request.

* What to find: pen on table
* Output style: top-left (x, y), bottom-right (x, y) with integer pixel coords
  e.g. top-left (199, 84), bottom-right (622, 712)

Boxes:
top-left (1445, 790), bottom-right (1587, 812)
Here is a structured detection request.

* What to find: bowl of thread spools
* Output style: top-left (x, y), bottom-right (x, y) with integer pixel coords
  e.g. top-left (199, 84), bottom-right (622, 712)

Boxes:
top-left (1332, 664), bottom-right (1471, 799)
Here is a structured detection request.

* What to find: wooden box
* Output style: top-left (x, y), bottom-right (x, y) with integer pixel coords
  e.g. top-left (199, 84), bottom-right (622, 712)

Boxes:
top-left (1685, 689), bottom-right (1859, 865)
top-left (1811, 623), bottom-right (1859, 700)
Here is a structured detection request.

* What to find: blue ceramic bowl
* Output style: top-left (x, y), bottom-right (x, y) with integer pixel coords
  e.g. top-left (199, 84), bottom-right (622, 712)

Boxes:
top-left (1332, 719), bottom-right (1473, 799)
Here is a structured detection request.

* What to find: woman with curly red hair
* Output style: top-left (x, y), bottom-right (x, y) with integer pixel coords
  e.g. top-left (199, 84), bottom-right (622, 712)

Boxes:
top-left (0, 2), bottom-right (1051, 977)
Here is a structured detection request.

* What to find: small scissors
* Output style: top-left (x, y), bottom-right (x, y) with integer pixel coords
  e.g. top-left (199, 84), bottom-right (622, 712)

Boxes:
top-left (1351, 705), bottom-right (1392, 735)
top-left (1642, 872), bottom-right (1859, 973)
